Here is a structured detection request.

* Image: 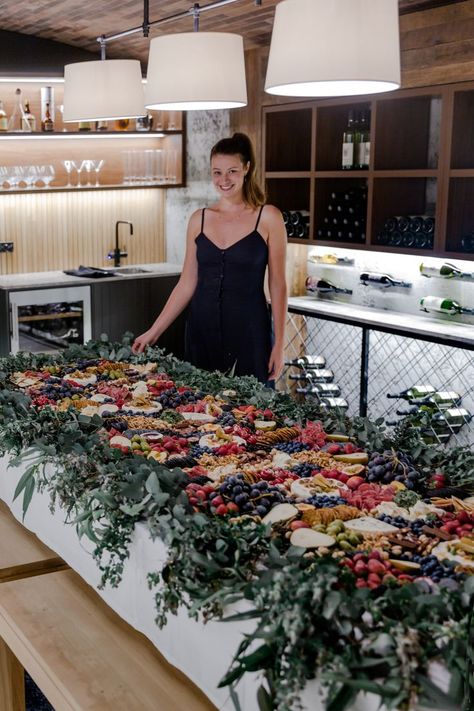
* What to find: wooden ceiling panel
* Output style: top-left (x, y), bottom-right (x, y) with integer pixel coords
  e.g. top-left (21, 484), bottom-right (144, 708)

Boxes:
top-left (0, 0), bottom-right (463, 62)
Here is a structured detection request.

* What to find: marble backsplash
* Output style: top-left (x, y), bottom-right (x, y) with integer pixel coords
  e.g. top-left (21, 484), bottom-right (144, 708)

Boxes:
top-left (165, 110), bottom-right (230, 264)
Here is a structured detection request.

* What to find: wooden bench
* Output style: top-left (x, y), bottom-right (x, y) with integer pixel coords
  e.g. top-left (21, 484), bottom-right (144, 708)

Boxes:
top-left (0, 504), bottom-right (217, 711)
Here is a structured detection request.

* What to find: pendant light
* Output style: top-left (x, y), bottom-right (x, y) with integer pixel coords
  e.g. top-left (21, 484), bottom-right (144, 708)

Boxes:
top-left (265, 0), bottom-right (401, 98)
top-left (145, 3), bottom-right (247, 111)
top-left (63, 59), bottom-right (146, 122)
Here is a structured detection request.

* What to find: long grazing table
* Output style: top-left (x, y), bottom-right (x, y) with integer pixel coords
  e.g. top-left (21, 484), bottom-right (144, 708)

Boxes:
top-left (0, 455), bottom-right (444, 711)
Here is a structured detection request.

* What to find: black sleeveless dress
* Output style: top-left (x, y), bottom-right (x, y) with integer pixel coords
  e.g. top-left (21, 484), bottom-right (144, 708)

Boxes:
top-left (185, 206), bottom-right (272, 383)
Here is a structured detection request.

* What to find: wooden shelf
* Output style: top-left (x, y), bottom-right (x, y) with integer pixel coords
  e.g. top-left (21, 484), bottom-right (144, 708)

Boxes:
top-left (263, 82), bottom-right (474, 257)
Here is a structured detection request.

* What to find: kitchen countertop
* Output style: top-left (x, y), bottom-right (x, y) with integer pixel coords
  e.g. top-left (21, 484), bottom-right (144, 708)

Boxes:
top-left (288, 296), bottom-right (474, 349)
top-left (0, 263), bottom-right (182, 291)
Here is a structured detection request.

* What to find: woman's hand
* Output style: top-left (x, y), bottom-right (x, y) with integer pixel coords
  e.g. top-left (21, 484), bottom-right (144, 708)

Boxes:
top-left (132, 330), bottom-right (158, 354)
top-left (268, 343), bottom-right (284, 381)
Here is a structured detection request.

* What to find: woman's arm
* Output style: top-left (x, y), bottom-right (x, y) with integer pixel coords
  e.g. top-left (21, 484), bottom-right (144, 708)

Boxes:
top-left (132, 211), bottom-right (201, 354)
top-left (264, 205), bottom-right (288, 380)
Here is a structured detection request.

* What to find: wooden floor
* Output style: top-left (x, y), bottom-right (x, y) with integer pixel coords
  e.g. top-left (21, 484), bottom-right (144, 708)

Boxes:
top-left (0, 502), bottom-right (218, 711)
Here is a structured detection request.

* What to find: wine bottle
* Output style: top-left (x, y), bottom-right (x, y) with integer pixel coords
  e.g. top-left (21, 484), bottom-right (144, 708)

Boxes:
top-left (286, 223), bottom-right (295, 239)
top-left (419, 262), bottom-right (472, 280)
top-left (306, 277), bottom-right (352, 295)
top-left (430, 408), bottom-right (472, 427)
top-left (285, 355), bottom-right (326, 369)
top-left (415, 391), bottom-right (462, 408)
top-left (41, 102), bottom-right (54, 132)
top-left (422, 216), bottom-right (435, 234)
top-left (387, 385), bottom-right (436, 400)
top-left (342, 110), bottom-right (356, 170)
top-left (0, 100), bottom-right (7, 132)
top-left (319, 397), bottom-right (349, 411)
top-left (21, 101), bottom-right (36, 131)
top-left (290, 210), bottom-right (310, 226)
top-left (409, 216), bottom-right (424, 233)
top-left (420, 296), bottom-right (474, 315)
top-left (296, 383), bottom-right (341, 397)
top-left (355, 110), bottom-right (370, 169)
top-left (291, 368), bottom-right (335, 383)
top-left (8, 88), bottom-right (26, 131)
top-left (360, 272), bottom-right (411, 288)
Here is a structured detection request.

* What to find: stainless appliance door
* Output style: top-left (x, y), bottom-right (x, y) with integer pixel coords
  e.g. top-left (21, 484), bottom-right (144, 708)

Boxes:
top-left (9, 286), bottom-right (92, 354)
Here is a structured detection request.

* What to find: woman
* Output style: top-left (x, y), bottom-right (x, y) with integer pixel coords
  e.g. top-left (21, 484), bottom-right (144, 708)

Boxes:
top-left (132, 132), bottom-right (287, 383)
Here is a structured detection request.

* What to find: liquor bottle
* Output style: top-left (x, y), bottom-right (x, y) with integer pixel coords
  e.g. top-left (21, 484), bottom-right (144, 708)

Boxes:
top-left (306, 277), bottom-right (352, 295)
top-left (96, 120), bottom-right (108, 131)
top-left (387, 385), bottom-right (436, 400)
top-left (360, 272), bottom-right (411, 288)
top-left (0, 101), bottom-right (7, 132)
top-left (290, 368), bottom-right (335, 383)
top-left (115, 118), bottom-right (130, 131)
top-left (8, 88), bottom-right (26, 131)
top-left (355, 110), bottom-right (370, 169)
top-left (420, 296), bottom-right (474, 315)
top-left (342, 110), bottom-right (356, 170)
top-left (419, 262), bottom-right (472, 280)
top-left (78, 121), bottom-right (92, 132)
top-left (41, 102), bottom-right (54, 132)
top-left (21, 101), bottom-right (36, 131)
top-left (285, 354), bottom-right (326, 369)
top-left (296, 383), bottom-right (342, 397)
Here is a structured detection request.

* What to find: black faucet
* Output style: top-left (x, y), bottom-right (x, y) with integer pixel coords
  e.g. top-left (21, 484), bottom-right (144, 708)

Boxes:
top-left (109, 220), bottom-right (133, 267)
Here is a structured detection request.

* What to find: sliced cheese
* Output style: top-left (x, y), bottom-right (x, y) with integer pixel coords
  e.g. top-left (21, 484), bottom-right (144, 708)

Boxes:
top-left (262, 503), bottom-right (298, 525)
top-left (181, 412), bottom-right (216, 424)
top-left (290, 528), bottom-right (336, 548)
top-left (343, 517), bottom-right (399, 534)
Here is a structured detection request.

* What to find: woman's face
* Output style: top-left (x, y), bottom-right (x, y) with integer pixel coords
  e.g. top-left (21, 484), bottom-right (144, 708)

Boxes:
top-left (211, 153), bottom-right (249, 199)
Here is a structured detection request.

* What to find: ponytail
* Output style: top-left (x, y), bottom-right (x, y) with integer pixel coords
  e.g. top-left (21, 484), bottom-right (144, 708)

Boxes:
top-left (210, 132), bottom-right (265, 209)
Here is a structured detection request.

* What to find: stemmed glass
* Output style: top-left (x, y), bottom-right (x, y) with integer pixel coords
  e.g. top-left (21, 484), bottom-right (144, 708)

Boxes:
top-left (0, 166), bottom-right (10, 189)
top-left (42, 165), bottom-right (55, 188)
top-left (82, 159), bottom-right (94, 186)
top-left (76, 160), bottom-right (87, 187)
top-left (93, 159), bottom-right (104, 186)
top-left (62, 160), bottom-right (77, 188)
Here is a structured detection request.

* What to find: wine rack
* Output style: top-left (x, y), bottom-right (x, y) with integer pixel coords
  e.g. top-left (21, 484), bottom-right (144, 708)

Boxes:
top-left (263, 80), bottom-right (474, 259)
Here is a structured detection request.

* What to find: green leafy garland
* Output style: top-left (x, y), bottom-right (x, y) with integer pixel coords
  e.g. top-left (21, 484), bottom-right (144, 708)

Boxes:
top-left (0, 337), bottom-right (473, 711)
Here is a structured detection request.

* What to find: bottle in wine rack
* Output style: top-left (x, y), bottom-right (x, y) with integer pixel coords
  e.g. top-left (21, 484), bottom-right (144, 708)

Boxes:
top-left (387, 385), bottom-right (436, 401)
top-left (419, 262), bottom-right (471, 279)
top-left (430, 408), bottom-right (472, 427)
top-left (355, 110), bottom-right (370, 169)
top-left (342, 110), bottom-right (356, 170)
top-left (415, 391), bottom-right (462, 408)
top-left (0, 100), bottom-right (7, 132)
top-left (420, 296), bottom-right (474, 316)
top-left (290, 368), bottom-right (335, 383)
top-left (360, 272), bottom-right (411, 288)
top-left (319, 397), bottom-right (349, 411)
top-left (285, 355), bottom-right (326, 369)
top-left (306, 277), bottom-right (352, 295)
top-left (296, 383), bottom-right (341, 397)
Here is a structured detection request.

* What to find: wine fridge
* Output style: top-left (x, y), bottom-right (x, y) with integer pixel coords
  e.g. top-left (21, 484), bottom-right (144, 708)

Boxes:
top-left (9, 286), bottom-right (92, 354)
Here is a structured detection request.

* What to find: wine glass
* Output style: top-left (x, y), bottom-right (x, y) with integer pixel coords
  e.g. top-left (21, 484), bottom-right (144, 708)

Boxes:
top-left (62, 160), bottom-right (77, 188)
top-left (82, 159), bottom-right (94, 186)
top-left (92, 159), bottom-right (104, 186)
top-left (0, 166), bottom-right (10, 189)
top-left (76, 160), bottom-right (87, 187)
top-left (42, 165), bottom-right (55, 188)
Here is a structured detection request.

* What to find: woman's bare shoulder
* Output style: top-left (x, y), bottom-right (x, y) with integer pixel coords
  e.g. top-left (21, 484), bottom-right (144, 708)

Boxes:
top-left (262, 204), bottom-right (284, 221)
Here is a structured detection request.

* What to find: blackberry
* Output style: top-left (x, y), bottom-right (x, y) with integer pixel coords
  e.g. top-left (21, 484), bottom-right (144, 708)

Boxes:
top-left (166, 455), bottom-right (197, 469)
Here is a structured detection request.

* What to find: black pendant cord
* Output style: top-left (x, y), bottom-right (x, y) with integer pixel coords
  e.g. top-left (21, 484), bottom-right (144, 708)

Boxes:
top-left (143, 0), bottom-right (150, 38)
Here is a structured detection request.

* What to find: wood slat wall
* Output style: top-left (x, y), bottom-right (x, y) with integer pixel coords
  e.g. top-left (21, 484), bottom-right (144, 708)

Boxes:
top-left (0, 189), bottom-right (165, 275)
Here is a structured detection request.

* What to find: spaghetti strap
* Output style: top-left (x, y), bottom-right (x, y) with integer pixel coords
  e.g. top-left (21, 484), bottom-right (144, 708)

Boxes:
top-left (254, 205), bottom-right (264, 231)
top-left (201, 208), bottom-right (206, 232)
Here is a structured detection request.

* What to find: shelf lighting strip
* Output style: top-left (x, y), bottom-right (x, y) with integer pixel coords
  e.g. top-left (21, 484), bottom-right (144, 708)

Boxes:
top-left (0, 133), bottom-right (166, 140)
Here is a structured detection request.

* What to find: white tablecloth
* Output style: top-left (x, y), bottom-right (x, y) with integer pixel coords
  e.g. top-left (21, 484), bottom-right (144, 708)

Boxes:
top-left (0, 455), bottom-right (445, 711)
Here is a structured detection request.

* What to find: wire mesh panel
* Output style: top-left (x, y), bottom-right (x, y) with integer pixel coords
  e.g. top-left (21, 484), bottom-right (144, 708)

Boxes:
top-left (367, 330), bottom-right (474, 447)
top-left (279, 312), bottom-right (362, 417)
top-left (283, 308), bottom-right (474, 448)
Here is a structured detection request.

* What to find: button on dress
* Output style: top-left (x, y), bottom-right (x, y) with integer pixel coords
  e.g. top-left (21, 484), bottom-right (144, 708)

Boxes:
top-left (185, 207), bottom-right (272, 383)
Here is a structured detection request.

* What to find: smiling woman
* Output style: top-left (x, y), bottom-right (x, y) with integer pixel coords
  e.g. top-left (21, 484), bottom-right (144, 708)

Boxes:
top-left (133, 132), bottom-right (288, 385)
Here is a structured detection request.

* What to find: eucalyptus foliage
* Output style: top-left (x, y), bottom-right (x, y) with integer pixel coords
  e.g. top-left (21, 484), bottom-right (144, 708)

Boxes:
top-left (0, 337), bottom-right (473, 711)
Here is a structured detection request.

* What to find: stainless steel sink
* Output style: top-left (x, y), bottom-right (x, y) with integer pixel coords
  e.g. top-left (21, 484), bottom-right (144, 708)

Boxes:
top-left (112, 266), bottom-right (152, 275)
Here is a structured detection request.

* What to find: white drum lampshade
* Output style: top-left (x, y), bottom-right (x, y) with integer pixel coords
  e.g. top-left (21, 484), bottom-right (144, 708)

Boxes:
top-left (265, 0), bottom-right (401, 97)
top-left (63, 60), bottom-right (146, 122)
top-left (145, 32), bottom-right (247, 110)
